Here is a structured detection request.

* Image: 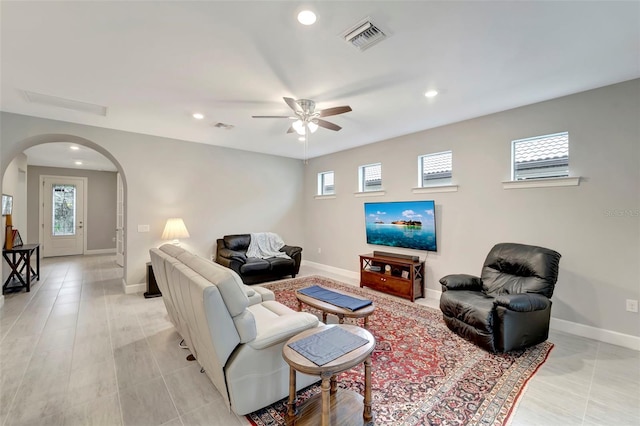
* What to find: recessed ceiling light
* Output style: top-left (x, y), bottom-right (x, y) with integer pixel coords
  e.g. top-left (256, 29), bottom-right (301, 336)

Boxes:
top-left (297, 10), bottom-right (316, 25)
top-left (74, 161), bottom-right (83, 165)
top-left (70, 146), bottom-right (80, 150)
top-left (192, 113), bottom-right (204, 120)
top-left (425, 90), bottom-right (439, 98)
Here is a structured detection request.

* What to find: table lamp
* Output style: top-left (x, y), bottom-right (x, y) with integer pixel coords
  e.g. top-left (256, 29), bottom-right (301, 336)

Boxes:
top-left (161, 218), bottom-right (190, 245)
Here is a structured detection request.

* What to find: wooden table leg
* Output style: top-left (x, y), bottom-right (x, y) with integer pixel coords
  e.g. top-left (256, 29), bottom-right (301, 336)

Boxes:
top-left (364, 316), bottom-right (369, 329)
top-left (320, 372), bottom-right (331, 426)
top-left (287, 366), bottom-right (297, 420)
top-left (337, 314), bottom-right (344, 324)
top-left (363, 355), bottom-right (373, 421)
top-left (330, 374), bottom-right (337, 394)
top-left (322, 312), bottom-right (327, 323)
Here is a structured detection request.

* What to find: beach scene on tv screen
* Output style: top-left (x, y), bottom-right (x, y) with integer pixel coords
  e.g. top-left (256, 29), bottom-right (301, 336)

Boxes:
top-left (364, 201), bottom-right (437, 251)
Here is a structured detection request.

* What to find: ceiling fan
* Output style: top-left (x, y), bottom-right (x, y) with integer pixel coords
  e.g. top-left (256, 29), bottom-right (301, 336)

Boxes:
top-left (252, 97), bottom-right (352, 135)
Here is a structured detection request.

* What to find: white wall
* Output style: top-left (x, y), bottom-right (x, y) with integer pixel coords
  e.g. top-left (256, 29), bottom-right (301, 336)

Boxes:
top-left (303, 79), bottom-right (640, 338)
top-left (0, 114), bottom-right (305, 288)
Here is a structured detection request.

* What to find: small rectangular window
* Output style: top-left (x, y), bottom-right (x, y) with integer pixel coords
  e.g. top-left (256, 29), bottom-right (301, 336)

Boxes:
top-left (512, 132), bottom-right (569, 180)
top-left (419, 151), bottom-right (452, 186)
top-left (359, 163), bottom-right (382, 192)
top-left (318, 171), bottom-right (335, 195)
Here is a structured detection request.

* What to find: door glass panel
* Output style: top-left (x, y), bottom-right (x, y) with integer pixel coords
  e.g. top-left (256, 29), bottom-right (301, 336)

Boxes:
top-left (52, 184), bottom-right (76, 236)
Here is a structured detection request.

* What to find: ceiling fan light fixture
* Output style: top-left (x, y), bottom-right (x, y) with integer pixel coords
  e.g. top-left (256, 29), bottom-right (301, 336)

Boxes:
top-left (292, 120), bottom-right (306, 135)
top-left (307, 121), bottom-right (319, 133)
top-left (297, 10), bottom-right (316, 26)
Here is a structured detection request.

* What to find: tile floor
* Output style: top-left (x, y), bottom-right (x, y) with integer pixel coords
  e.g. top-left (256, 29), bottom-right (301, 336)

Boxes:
top-left (0, 254), bottom-right (638, 425)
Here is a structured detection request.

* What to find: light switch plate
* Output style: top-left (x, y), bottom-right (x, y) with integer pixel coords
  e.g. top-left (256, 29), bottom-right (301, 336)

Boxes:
top-left (138, 225), bottom-right (150, 232)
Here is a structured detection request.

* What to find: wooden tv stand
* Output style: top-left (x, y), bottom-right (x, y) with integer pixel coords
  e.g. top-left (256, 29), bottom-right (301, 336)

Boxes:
top-left (359, 253), bottom-right (424, 301)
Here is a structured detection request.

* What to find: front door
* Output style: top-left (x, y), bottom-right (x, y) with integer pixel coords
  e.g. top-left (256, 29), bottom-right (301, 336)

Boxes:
top-left (42, 176), bottom-right (86, 257)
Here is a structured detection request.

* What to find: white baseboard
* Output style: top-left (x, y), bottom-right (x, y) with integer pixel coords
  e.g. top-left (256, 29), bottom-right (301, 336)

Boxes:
top-left (301, 260), bottom-right (359, 280)
top-left (122, 278), bottom-right (145, 295)
top-left (304, 260), bottom-right (640, 352)
top-left (85, 248), bottom-right (116, 255)
top-left (550, 317), bottom-right (640, 351)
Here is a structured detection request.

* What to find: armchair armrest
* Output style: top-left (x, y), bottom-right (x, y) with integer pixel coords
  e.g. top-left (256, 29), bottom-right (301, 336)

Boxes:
top-left (439, 274), bottom-right (483, 291)
top-left (280, 245), bottom-right (302, 258)
top-left (493, 293), bottom-right (551, 312)
top-left (218, 248), bottom-right (247, 263)
top-left (248, 312), bottom-right (319, 350)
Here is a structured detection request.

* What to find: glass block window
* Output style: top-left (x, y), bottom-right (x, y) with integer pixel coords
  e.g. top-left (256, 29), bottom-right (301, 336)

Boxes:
top-left (419, 151), bottom-right (452, 186)
top-left (52, 184), bottom-right (76, 236)
top-left (318, 171), bottom-right (335, 195)
top-left (359, 163), bottom-right (382, 192)
top-left (512, 132), bottom-right (569, 180)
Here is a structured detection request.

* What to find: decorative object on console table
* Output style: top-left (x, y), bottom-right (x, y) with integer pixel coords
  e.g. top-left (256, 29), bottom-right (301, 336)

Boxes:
top-left (360, 253), bottom-right (424, 301)
top-left (11, 229), bottom-right (23, 247)
top-left (144, 261), bottom-right (161, 298)
top-left (4, 213), bottom-right (13, 250)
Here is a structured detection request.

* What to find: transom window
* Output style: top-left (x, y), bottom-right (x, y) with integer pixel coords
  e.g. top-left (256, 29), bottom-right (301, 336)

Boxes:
top-left (317, 171), bottom-right (335, 195)
top-left (419, 151), bottom-right (452, 186)
top-left (359, 163), bottom-right (382, 192)
top-left (512, 132), bottom-right (569, 180)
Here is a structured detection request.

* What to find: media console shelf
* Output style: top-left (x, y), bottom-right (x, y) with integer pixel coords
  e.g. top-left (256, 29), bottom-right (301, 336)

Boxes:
top-left (359, 253), bottom-right (424, 302)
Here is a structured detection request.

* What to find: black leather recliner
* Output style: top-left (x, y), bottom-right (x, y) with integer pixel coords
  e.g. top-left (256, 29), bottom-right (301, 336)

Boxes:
top-left (215, 234), bottom-right (302, 285)
top-left (439, 243), bottom-right (561, 353)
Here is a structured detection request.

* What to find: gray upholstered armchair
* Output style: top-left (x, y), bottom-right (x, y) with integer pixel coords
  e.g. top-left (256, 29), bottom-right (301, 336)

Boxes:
top-left (439, 243), bottom-right (561, 353)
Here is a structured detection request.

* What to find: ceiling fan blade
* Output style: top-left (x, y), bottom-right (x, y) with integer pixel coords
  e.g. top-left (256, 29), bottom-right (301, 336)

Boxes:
top-left (286, 126), bottom-right (296, 134)
top-left (252, 115), bottom-right (293, 118)
top-left (283, 97), bottom-right (300, 112)
top-left (319, 106), bottom-right (352, 117)
top-left (315, 119), bottom-right (342, 131)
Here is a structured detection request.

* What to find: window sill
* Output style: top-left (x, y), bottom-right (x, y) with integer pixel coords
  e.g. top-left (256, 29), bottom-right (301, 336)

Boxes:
top-left (412, 185), bottom-right (458, 194)
top-left (314, 195), bottom-right (336, 200)
top-left (502, 176), bottom-right (580, 190)
top-left (354, 190), bottom-right (386, 198)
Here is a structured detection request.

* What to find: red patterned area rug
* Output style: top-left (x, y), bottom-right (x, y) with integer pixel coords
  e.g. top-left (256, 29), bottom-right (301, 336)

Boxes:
top-left (247, 275), bottom-right (553, 426)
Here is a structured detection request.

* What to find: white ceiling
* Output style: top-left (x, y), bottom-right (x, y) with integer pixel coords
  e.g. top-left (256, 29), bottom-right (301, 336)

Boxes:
top-left (2, 1), bottom-right (639, 167)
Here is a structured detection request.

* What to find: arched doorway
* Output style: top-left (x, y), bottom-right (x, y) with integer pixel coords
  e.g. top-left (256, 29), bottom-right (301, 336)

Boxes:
top-left (1, 134), bottom-right (128, 285)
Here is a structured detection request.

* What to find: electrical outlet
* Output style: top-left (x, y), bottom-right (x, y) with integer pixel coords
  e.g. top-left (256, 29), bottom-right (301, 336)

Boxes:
top-left (626, 299), bottom-right (639, 313)
top-left (137, 224), bottom-right (150, 232)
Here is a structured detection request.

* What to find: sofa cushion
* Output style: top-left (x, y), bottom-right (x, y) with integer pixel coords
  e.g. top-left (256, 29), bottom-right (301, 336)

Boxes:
top-left (247, 301), bottom-right (319, 350)
top-left (224, 234), bottom-right (251, 251)
top-left (268, 257), bottom-right (295, 274)
top-left (240, 258), bottom-right (271, 275)
top-left (180, 255), bottom-right (249, 317)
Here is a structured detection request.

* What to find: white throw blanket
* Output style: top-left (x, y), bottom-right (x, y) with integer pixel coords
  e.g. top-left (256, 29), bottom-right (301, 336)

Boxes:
top-left (246, 232), bottom-right (291, 259)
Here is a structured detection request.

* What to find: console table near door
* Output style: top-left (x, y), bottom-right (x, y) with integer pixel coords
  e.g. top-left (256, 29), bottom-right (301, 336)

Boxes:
top-left (2, 243), bottom-right (40, 294)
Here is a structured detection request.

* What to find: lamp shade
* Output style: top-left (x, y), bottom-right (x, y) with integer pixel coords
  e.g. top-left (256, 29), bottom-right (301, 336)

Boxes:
top-left (161, 218), bottom-right (190, 241)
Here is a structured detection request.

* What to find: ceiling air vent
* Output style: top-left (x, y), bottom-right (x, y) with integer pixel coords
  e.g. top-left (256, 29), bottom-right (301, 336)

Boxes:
top-left (343, 18), bottom-right (387, 51)
top-left (213, 122), bottom-right (234, 130)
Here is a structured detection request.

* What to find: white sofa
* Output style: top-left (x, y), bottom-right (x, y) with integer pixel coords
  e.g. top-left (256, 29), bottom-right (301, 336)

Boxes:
top-left (149, 244), bottom-right (320, 415)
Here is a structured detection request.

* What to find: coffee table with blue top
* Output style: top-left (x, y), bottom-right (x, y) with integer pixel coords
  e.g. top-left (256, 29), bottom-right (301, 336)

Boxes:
top-left (295, 285), bottom-right (375, 329)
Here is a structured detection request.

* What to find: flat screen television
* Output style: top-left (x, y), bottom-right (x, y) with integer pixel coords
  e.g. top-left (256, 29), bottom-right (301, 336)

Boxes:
top-left (364, 200), bottom-right (437, 252)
